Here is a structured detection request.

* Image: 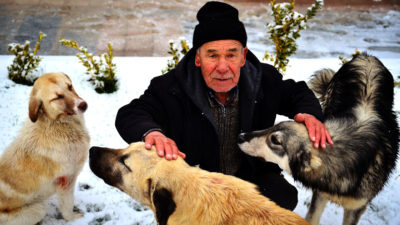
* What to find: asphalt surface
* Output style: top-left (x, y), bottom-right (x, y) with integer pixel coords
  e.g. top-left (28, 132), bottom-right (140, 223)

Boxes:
top-left (0, 0), bottom-right (399, 56)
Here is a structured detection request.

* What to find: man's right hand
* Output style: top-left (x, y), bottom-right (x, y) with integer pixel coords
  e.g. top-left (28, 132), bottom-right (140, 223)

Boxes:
top-left (144, 131), bottom-right (186, 160)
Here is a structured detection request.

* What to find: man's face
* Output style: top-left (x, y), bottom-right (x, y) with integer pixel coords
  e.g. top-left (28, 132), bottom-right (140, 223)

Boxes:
top-left (195, 40), bottom-right (248, 93)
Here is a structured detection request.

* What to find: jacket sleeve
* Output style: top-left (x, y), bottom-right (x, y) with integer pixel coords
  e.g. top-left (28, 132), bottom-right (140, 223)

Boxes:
top-left (115, 76), bottom-right (166, 144)
top-left (266, 65), bottom-right (324, 121)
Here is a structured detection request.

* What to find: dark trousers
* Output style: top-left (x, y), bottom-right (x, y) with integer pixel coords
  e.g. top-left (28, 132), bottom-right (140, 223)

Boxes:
top-left (237, 160), bottom-right (298, 211)
top-left (252, 171), bottom-right (298, 210)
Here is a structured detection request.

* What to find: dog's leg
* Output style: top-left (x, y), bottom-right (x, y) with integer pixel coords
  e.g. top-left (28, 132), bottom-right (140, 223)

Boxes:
top-left (1, 201), bottom-right (46, 225)
top-left (342, 205), bottom-right (367, 225)
top-left (306, 190), bottom-right (328, 225)
top-left (56, 175), bottom-right (83, 221)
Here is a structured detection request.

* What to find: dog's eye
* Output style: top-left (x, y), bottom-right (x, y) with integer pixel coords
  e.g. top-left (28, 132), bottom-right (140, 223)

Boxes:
top-left (52, 94), bottom-right (64, 101)
top-left (119, 155), bottom-right (132, 172)
top-left (270, 134), bottom-right (282, 146)
top-left (68, 84), bottom-right (73, 91)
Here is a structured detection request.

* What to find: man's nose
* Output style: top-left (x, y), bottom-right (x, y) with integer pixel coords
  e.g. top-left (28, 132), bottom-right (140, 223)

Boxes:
top-left (216, 58), bottom-right (229, 74)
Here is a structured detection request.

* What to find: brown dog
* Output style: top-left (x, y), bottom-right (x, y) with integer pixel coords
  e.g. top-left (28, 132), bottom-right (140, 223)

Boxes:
top-left (89, 142), bottom-right (310, 225)
top-left (0, 72), bottom-right (90, 225)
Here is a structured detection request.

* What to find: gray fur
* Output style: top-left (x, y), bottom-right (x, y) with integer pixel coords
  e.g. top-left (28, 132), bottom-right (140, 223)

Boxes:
top-left (238, 53), bottom-right (399, 225)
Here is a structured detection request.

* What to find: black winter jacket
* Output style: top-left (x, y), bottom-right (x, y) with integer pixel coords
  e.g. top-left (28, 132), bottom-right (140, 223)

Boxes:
top-left (115, 48), bottom-right (323, 181)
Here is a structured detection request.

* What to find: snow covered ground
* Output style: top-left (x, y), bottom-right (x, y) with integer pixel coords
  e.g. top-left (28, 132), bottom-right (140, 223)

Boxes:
top-left (0, 54), bottom-right (399, 225)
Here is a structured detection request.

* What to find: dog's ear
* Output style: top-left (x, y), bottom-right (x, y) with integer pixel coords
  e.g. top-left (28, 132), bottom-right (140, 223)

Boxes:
top-left (29, 94), bottom-right (42, 122)
top-left (152, 186), bottom-right (176, 225)
top-left (294, 146), bottom-right (322, 172)
top-left (309, 154), bottom-right (322, 170)
top-left (61, 72), bottom-right (72, 82)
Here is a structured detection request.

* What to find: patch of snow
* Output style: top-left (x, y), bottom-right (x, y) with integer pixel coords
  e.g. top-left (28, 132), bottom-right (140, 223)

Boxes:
top-left (0, 55), bottom-right (399, 225)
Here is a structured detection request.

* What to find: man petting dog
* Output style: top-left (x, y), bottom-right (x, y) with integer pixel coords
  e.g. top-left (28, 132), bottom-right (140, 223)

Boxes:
top-left (116, 1), bottom-right (332, 210)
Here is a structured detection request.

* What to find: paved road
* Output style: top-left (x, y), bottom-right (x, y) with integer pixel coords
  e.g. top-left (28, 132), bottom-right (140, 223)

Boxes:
top-left (0, 0), bottom-right (399, 57)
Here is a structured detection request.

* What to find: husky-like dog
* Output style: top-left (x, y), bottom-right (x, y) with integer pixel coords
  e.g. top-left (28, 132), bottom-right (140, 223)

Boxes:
top-left (238, 53), bottom-right (399, 225)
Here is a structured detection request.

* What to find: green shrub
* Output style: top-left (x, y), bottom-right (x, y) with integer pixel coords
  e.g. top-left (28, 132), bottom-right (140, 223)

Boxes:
top-left (7, 32), bottom-right (46, 85)
top-left (264, 0), bottom-right (323, 73)
top-left (60, 39), bottom-right (118, 93)
top-left (162, 37), bottom-right (189, 74)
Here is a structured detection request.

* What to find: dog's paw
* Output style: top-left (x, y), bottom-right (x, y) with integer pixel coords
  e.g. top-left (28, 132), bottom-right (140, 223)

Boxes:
top-left (62, 207), bottom-right (84, 221)
top-left (63, 211), bottom-right (84, 221)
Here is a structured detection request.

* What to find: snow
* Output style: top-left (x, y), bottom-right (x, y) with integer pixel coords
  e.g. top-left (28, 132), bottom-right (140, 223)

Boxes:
top-left (0, 54), bottom-right (399, 225)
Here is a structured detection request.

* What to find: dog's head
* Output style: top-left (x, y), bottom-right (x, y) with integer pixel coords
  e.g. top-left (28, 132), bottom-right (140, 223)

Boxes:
top-left (238, 121), bottom-right (322, 174)
top-left (89, 142), bottom-right (180, 225)
top-left (29, 72), bottom-right (87, 122)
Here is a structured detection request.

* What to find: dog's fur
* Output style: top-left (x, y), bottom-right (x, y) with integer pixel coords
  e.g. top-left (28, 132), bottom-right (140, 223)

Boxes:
top-left (89, 142), bottom-right (310, 225)
top-left (238, 53), bottom-right (399, 225)
top-left (0, 72), bottom-right (90, 225)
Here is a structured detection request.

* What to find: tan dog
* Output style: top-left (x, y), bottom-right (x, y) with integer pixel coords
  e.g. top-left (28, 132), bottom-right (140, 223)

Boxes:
top-left (0, 72), bottom-right (90, 225)
top-left (89, 142), bottom-right (310, 225)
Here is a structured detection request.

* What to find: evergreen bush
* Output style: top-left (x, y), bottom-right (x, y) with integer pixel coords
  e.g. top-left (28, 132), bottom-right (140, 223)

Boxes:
top-left (7, 32), bottom-right (46, 85)
top-left (60, 39), bottom-right (118, 93)
top-left (162, 37), bottom-right (189, 74)
top-left (264, 0), bottom-right (323, 73)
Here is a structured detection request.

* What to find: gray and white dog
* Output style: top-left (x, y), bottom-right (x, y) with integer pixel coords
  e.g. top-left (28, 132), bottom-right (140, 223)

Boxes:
top-left (238, 53), bottom-right (399, 225)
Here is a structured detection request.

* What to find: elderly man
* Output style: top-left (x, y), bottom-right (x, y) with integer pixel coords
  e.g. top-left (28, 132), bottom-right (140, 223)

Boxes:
top-left (115, 1), bottom-right (332, 210)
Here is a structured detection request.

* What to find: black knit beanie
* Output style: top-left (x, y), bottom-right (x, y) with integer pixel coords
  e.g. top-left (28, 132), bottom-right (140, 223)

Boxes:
top-left (193, 1), bottom-right (247, 50)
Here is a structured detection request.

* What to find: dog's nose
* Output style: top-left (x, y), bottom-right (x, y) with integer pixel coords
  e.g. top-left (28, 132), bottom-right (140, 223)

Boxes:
top-left (78, 101), bottom-right (88, 112)
top-left (237, 133), bottom-right (247, 144)
top-left (89, 146), bottom-right (99, 161)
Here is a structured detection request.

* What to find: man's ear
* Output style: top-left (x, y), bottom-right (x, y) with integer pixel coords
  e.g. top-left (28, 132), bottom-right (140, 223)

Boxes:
top-left (29, 94), bottom-right (42, 122)
top-left (152, 187), bottom-right (176, 225)
top-left (195, 51), bottom-right (201, 67)
top-left (240, 46), bottom-right (248, 67)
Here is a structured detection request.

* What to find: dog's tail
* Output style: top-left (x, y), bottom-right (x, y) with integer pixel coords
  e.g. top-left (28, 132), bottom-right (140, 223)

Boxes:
top-left (308, 68), bottom-right (335, 105)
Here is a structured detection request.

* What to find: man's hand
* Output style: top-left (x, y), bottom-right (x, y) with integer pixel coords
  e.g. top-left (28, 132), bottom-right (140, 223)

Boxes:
top-left (294, 113), bottom-right (333, 149)
top-left (144, 131), bottom-right (186, 160)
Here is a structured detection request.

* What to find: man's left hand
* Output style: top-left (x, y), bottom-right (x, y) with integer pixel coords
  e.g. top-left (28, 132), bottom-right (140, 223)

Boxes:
top-left (294, 113), bottom-right (333, 149)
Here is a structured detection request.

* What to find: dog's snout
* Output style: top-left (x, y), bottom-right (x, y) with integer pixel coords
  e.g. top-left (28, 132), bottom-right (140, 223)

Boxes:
top-left (89, 146), bottom-right (123, 187)
top-left (89, 146), bottom-right (106, 175)
top-left (78, 101), bottom-right (88, 112)
top-left (237, 133), bottom-right (248, 144)
top-left (238, 133), bottom-right (249, 144)
top-left (89, 146), bottom-right (99, 160)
